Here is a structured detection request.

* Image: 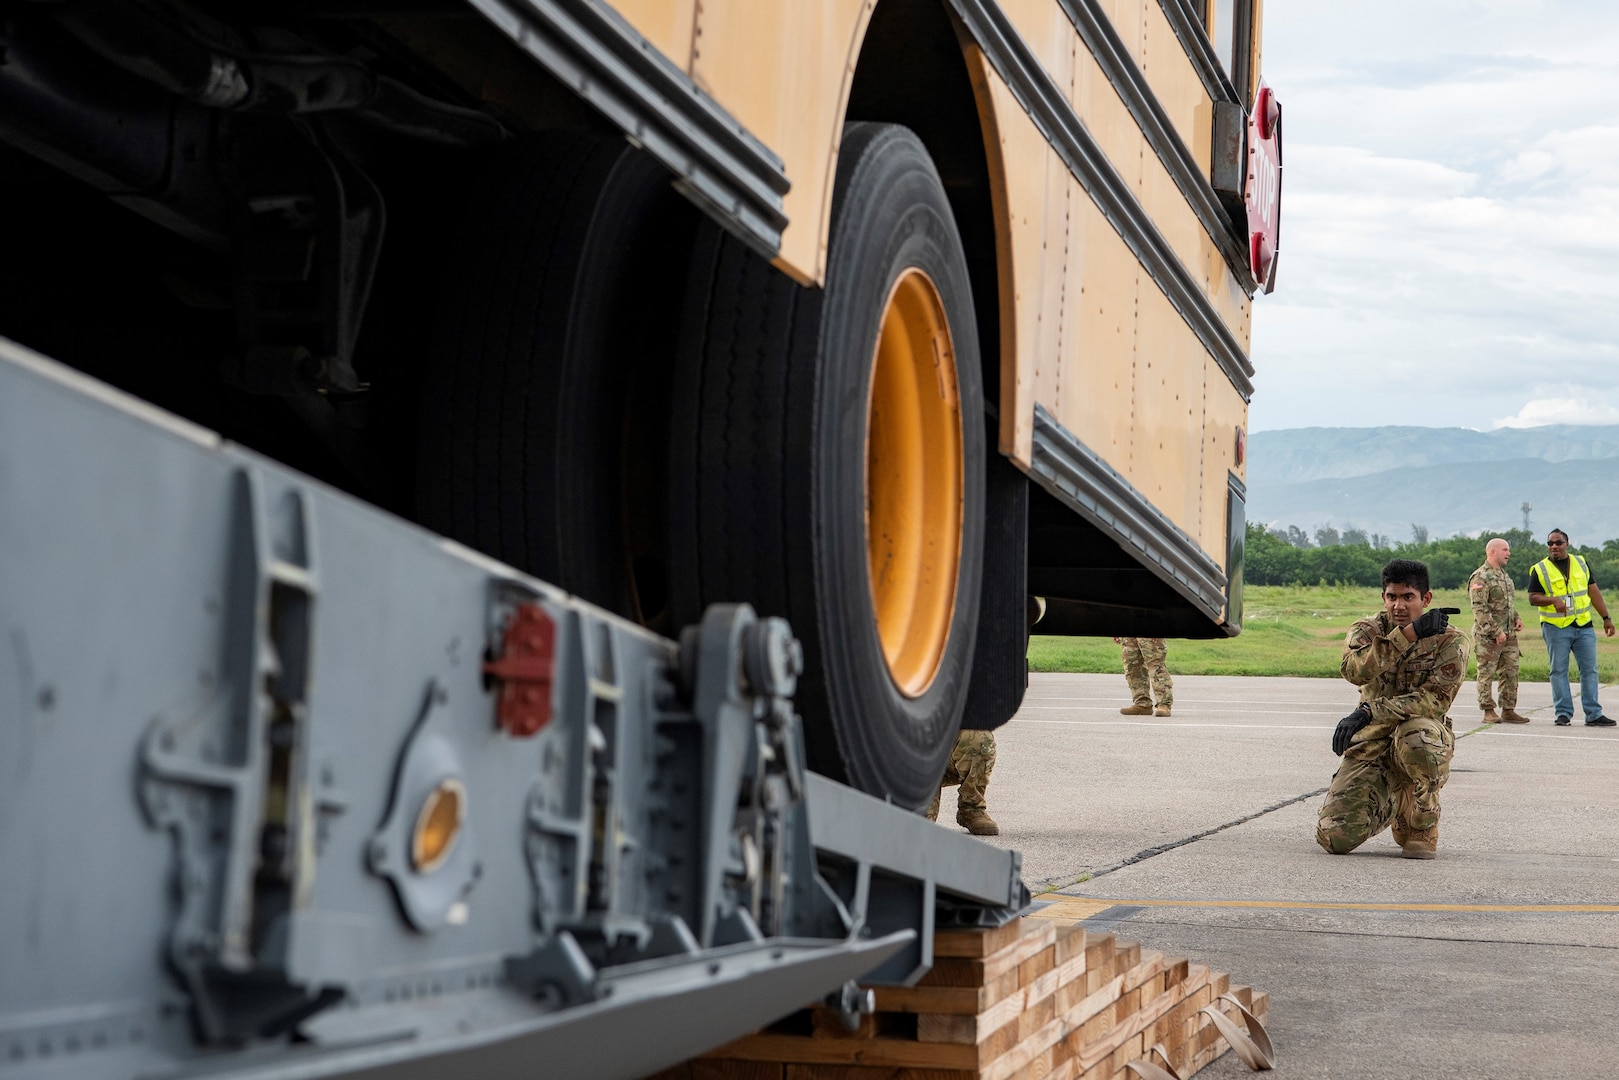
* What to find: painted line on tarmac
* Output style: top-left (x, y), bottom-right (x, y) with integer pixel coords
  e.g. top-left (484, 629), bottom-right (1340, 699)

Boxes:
top-left (1022, 699), bottom-right (1350, 709)
top-left (1086, 918), bottom-right (1619, 951)
top-left (1017, 705), bottom-right (1344, 716)
top-left (1012, 719), bottom-right (1330, 730)
top-left (1475, 729), bottom-right (1619, 744)
top-left (1039, 898), bottom-right (1619, 914)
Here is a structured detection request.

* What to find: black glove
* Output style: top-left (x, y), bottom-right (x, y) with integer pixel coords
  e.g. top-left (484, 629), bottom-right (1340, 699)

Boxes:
top-left (1333, 703), bottom-right (1373, 756)
top-left (1411, 607), bottom-right (1461, 639)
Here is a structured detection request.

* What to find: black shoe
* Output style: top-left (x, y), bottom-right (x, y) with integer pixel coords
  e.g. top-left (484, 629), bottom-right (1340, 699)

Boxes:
top-left (1585, 716), bottom-right (1616, 727)
top-left (1555, 716), bottom-right (1572, 726)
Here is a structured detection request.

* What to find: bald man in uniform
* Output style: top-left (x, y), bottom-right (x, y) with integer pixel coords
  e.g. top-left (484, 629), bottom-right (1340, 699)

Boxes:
top-left (1469, 537), bottom-right (1528, 723)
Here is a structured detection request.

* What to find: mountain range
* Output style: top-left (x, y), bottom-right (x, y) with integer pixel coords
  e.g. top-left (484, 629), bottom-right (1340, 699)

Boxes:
top-left (1246, 425), bottom-right (1619, 545)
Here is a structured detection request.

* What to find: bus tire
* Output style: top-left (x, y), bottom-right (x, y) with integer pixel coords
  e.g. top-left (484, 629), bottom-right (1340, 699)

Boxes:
top-left (669, 122), bottom-right (985, 809)
top-left (416, 133), bottom-right (693, 623)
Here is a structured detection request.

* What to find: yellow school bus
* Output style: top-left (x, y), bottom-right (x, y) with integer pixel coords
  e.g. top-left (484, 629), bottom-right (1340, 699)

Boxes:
top-left (0, 0), bottom-right (1276, 808)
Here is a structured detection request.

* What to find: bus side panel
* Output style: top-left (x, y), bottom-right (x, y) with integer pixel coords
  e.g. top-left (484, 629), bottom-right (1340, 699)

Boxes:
top-left (1208, 245), bottom-right (1254, 347)
top-left (1065, 216), bottom-right (1140, 476)
top-left (1100, 0), bottom-right (1145, 57)
top-left (685, 0), bottom-right (875, 285)
top-left (1202, 359), bottom-right (1249, 571)
top-left (961, 1), bottom-right (1251, 565)
top-left (1072, 46), bottom-right (1249, 344)
top-left (968, 57), bottom-right (1048, 468)
top-left (1031, 149), bottom-right (1080, 457)
top-left (610, 0), bottom-right (698, 69)
top-left (988, 0), bottom-right (1081, 467)
top-left (1141, 0), bottom-right (1215, 189)
top-left (1132, 281), bottom-right (1210, 539)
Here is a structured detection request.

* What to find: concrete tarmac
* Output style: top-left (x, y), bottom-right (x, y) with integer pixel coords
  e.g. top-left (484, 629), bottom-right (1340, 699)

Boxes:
top-left (935, 673), bottom-right (1619, 1079)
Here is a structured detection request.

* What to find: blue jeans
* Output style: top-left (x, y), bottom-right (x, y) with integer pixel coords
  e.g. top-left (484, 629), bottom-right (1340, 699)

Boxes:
top-left (1542, 621), bottom-right (1603, 721)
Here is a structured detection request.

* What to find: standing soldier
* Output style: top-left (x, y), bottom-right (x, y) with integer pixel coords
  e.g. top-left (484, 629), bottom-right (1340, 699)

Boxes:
top-left (1114, 637), bottom-right (1173, 717)
top-left (1317, 559), bottom-right (1465, 860)
top-left (1470, 537), bottom-right (1528, 723)
top-left (924, 595), bottom-right (1048, 837)
top-left (925, 731), bottom-right (998, 835)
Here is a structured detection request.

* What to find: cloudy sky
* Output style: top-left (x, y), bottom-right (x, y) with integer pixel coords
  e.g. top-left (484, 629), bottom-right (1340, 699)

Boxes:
top-left (1248, 0), bottom-right (1619, 432)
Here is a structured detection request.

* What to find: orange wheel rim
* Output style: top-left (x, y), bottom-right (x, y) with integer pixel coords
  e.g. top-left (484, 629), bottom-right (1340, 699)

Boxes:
top-left (865, 269), bottom-right (963, 698)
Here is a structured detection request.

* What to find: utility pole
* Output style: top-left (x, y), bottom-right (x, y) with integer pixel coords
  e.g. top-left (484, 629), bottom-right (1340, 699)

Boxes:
top-left (1522, 501), bottom-right (1533, 533)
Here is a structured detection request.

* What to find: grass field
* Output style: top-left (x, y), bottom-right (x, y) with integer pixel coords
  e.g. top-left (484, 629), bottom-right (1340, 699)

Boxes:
top-left (1028, 584), bottom-right (1619, 682)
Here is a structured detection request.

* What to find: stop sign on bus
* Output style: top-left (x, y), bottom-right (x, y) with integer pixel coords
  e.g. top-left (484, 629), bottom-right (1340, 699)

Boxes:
top-left (1246, 82), bottom-right (1283, 294)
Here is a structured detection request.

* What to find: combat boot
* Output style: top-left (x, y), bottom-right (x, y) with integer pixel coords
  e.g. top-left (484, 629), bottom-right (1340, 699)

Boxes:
top-left (1400, 825), bottom-right (1438, 860)
top-left (957, 808), bottom-right (999, 836)
top-left (1153, 704), bottom-right (1171, 717)
top-left (1500, 709), bottom-right (1531, 724)
top-left (1120, 704), bottom-right (1153, 716)
top-left (1481, 708), bottom-right (1499, 723)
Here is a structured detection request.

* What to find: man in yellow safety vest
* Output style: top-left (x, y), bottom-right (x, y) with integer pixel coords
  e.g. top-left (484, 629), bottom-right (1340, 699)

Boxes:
top-left (1526, 529), bottom-right (1615, 727)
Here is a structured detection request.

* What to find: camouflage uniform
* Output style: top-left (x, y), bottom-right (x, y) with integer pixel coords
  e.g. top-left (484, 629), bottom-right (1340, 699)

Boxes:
top-left (1120, 637), bottom-right (1172, 709)
top-left (1468, 563), bottom-right (1519, 713)
top-left (926, 730), bottom-right (996, 817)
top-left (1316, 612), bottom-right (1464, 854)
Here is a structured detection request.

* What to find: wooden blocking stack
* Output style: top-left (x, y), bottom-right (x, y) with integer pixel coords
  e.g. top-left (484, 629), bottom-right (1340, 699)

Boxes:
top-left (648, 918), bottom-right (1269, 1080)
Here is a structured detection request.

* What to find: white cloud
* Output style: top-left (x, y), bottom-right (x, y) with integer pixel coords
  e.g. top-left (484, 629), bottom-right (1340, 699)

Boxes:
top-left (1492, 398), bottom-right (1619, 428)
top-left (1249, 1), bottom-right (1619, 432)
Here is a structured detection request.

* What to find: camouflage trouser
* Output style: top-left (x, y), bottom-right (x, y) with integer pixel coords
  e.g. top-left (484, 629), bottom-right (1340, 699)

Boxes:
top-left (1475, 635), bottom-right (1520, 711)
top-left (926, 730), bottom-right (997, 816)
top-left (1120, 637), bottom-right (1172, 708)
top-left (1316, 715), bottom-right (1455, 854)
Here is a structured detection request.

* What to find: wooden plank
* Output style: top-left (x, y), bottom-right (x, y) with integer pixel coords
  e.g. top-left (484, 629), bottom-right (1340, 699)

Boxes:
top-left (809, 1008), bottom-right (876, 1041)
top-left (1017, 990), bottom-right (1059, 1043)
top-left (1006, 1044), bottom-right (1056, 1080)
top-left (1081, 946), bottom-right (1128, 997)
top-left (934, 920), bottom-right (1027, 959)
top-left (1121, 951), bottom-right (1164, 994)
top-left (916, 1012), bottom-right (986, 1047)
top-left (703, 1032), bottom-right (978, 1070)
top-left (690, 933), bottom-right (1268, 1080)
top-left (1104, 1032), bottom-right (1146, 1076)
top-left (1076, 986), bottom-right (1179, 1072)
top-left (1070, 999), bottom-right (1113, 1050)
top-left (875, 967), bottom-right (1022, 1016)
top-left (976, 974), bottom-right (1124, 1080)
top-left (691, 1064), bottom-right (783, 1080)
top-left (920, 922), bottom-right (1058, 987)
top-left (1147, 981), bottom-right (1201, 1047)
top-left (1083, 933), bottom-right (1115, 971)
top-left (1018, 943), bottom-right (1058, 987)
top-left (1054, 925), bottom-right (1088, 966)
top-left (916, 940), bottom-right (1094, 1049)
top-left (975, 1019), bottom-right (1029, 1071)
top-left (782, 1067), bottom-right (975, 1080)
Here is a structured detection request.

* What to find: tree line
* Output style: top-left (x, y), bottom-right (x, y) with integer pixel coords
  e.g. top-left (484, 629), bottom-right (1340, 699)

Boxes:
top-left (1245, 524), bottom-right (1619, 590)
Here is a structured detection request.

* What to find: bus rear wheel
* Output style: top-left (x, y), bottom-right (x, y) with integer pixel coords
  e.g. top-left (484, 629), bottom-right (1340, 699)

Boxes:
top-left (669, 123), bottom-right (985, 809)
top-left (415, 133), bottom-right (693, 624)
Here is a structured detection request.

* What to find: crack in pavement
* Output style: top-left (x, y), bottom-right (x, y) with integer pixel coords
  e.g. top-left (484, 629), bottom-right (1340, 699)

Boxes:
top-left (1033, 724), bottom-right (1499, 895)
